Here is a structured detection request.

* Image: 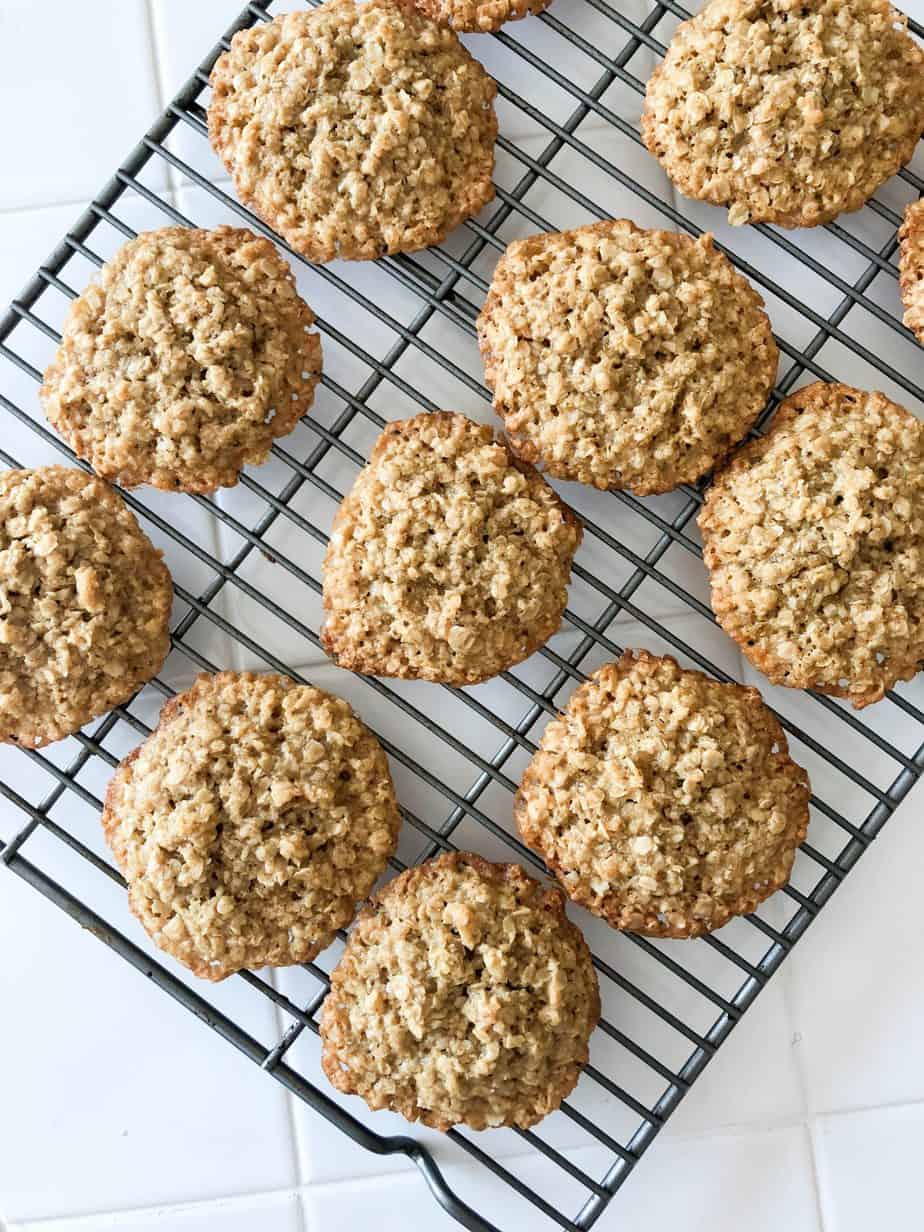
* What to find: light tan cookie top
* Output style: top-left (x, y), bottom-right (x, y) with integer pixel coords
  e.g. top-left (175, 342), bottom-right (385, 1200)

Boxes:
top-left (477, 220), bottom-right (777, 494)
top-left (642, 0), bottom-right (924, 228)
top-left (700, 383), bottom-right (924, 707)
top-left (0, 467), bottom-right (172, 749)
top-left (899, 199), bottom-right (924, 344)
top-left (208, 0), bottom-right (497, 262)
top-left (102, 672), bottom-right (401, 981)
top-left (516, 651), bottom-right (810, 938)
top-left (41, 226), bottom-right (321, 493)
top-left (320, 851), bottom-right (600, 1130)
top-left (321, 412), bottom-right (582, 684)
top-left (410, 0), bottom-right (550, 32)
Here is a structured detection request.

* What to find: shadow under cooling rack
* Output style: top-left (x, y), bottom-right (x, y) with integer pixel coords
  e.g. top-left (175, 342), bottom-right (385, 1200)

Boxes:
top-left (2, 1), bottom-right (924, 1229)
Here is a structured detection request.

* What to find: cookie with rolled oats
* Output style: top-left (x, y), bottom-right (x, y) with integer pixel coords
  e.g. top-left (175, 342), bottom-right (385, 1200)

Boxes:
top-left (102, 672), bottom-right (401, 981)
top-left (41, 226), bottom-right (321, 493)
top-left (899, 198), bottom-right (924, 344)
top-left (0, 466), bottom-right (172, 749)
top-left (477, 219), bottom-right (777, 494)
top-left (515, 651), bottom-right (810, 937)
top-left (411, 0), bottom-right (550, 33)
top-left (208, 0), bottom-right (497, 261)
top-left (642, 0), bottom-right (924, 228)
top-left (320, 851), bottom-right (600, 1130)
top-left (700, 382), bottom-right (924, 707)
top-left (321, 412), bottom-right (582, 684)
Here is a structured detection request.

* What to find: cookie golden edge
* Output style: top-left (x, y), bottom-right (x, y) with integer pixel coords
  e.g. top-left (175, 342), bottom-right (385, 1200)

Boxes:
top-left (319, 411), bottom-right (583, 685)
top-left (39, 226), bottom-right (322, 494)
top-left (515, 649), bottom-right (810, 939)
top-left (476, 219), bottom-right (778, 495)
top-left (207, 2), bottom-right (498, 263)
top-left (101, 671), bottom-right (402, 982)
top-left (1, 467), bottom-right (172, 749)
top-left (899, 199), bottom-right (924, 344)
top-left (410, 0), bottom-right (551, 33)
top-left (699, 381), bottom-right (924, 708)
top-left (319, 851), bottom-right (601, 1131)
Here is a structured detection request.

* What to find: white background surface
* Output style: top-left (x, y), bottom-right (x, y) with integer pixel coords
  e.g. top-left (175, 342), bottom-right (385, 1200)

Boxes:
top-left (1, 2), bottom-right (923, 1230)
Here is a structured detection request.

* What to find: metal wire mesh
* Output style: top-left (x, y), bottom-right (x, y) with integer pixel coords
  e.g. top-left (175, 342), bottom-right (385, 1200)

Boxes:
top-left (2, 1), bottom-right (924, 1228)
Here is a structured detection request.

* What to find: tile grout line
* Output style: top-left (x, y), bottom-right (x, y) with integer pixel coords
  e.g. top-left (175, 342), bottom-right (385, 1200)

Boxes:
top-left (142, 0), bottom-right (178, 196)
top-left (268, 969), bottom-right (310, 1232)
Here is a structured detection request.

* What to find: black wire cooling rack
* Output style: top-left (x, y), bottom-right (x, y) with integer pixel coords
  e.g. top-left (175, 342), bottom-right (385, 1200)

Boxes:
top-left (2, 1), bottom-right (924, 1228)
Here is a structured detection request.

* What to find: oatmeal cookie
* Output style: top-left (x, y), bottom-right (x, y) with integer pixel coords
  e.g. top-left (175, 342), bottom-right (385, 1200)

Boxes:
top-left (41, 226), bottom-right (321, 493)
top-left (477, 220), bottom-right (777, 494)
top-left (411, 0), bottom-right (550, 33)
top-left (899, 198), bottom-right (924, 344)
top-left (319, 852), bottom-right (600, 1130)
top-left (515, 651), bottom-right (810, 938)
top-left (0, 466), bottom-right (171, 749)
top-left (321, 412), bottom-right (582, 684)
top-left (700, 382), bottom-right (924, 707)
top-left (641, 0), bottom-right (924, 228)
top-left (101, 672), bottom-right (401, 981)
top-left (208, 0), bottom-right (498, 262)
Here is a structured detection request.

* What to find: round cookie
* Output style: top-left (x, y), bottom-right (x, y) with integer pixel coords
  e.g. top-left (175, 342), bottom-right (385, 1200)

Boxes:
top-left (41, 226), bottom-right (321, 493)
top-left (477, 219), bottom-right (777, 494)
top-left (319, 852), bottom-right (600, 1130)
top-left (515, 651), bottom-right (810, 938)
top-left (641, 0), bottom-right (924, 228)
top-left (208, 0), bottom-right (498, 262)
top-left (899, 199), bottom-right (924, 344)
top-left (410, 0), bottom-right (550, 33)
top-left (321, 412), bottom-right (583, 684)
top-left (0, 466), bottom-right (172, 749)
top-left (699, 382), bottom-right (924, 708)
top-left (101, 672), bottom-right (401, 981)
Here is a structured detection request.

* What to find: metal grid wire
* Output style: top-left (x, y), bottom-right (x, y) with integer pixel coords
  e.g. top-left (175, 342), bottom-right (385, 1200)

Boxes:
top-left (2, 1), bottom-right (924, 1228)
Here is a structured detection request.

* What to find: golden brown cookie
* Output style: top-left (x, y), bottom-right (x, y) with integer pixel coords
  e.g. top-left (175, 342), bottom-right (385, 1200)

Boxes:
top-left (208, 0), bottom-right (498, 262)
top-left (411, 0), bottom-right (550, 32)
top-left (319, 852), bottom-right (600, 1130)
top-left (700, 382), bottom-right (924, 707)
top-left (477, 220), bottom-right (777, 494)
top-left (102, 672), bottom-right (402, 981)
top-left (899, 198), bottom-right (924, 344)
top-left (40, 226), bottom-right (321, 493)
top-left (0, 467), bottom-right (172, 749)
top-left (642, 0), bottom-right (924, 228)
top-left (321, 412), bottom-right (582, 684)
top-left (516, 651), bottom-right (810, 938)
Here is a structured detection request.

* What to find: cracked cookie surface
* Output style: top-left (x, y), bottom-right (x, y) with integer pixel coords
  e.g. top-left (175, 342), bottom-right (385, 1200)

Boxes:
top-left (642, 0), bottom-right (924, 227)
top-left (102, 672), bottom-right (401, 981)
top-left (320, 851), bottom-right (600, 1130)
top-left (209, 0), bottom-right (497, 261)
top-left (478, 219), bottom-right (777, 494)
top-left (321, 412), bottom-right (582, 684)
top-left (700, 383), bottom-right (924, 707)
top-left (516, 651), bottom-right (810, 937)
top-left (41, 226), bottom-right (321, 493)
top-left (0, 466), bottom-right (172, 749)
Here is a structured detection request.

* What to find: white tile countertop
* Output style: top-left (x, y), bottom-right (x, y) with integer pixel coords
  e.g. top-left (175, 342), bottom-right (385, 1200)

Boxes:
top-left (1, 2), bottom-right (923, 1230)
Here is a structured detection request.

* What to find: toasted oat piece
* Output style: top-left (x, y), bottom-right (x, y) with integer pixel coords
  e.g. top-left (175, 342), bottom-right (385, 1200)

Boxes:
top-left (700, 382), bottom-right (924, 707)
top-left (102, 672), bottom-right (401, 981)
top-left (208, 0), bottom-right (497, 262)
top-left (0, 466), bottom-right (172, 749)
top-left (320, 852), bottom-right (600, 1130)
top-left (40, 226), bottom-right (321, 494)
top-left (642, 0), bottom-right (924, 228)
top-left (516, 651), bottom-right (810, 938)
top-left (411, 0), bottom-right (550, 33)
top-left (477, 219), bottom-right (777, 494)
top-left (321, 412), bottom-right (583, 684)
top-left (899, 199), bottom-right (924, 344)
